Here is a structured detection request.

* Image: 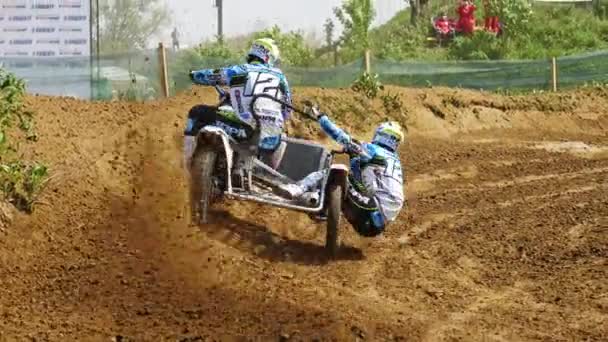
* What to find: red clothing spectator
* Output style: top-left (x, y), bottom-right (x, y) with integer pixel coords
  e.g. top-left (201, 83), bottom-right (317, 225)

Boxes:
top-left (435, 16), bottom-right (452, 35)
top-left (483, 0), bottom-right (500, 33)
top-left (456, 0), bottom-right (477, 35)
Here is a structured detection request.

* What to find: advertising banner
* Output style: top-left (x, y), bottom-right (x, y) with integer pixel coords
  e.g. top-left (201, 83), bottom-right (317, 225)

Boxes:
top-left (0, 0), bottom-right (92, 98)
top-left (0, 0), bottom-right (91, 57)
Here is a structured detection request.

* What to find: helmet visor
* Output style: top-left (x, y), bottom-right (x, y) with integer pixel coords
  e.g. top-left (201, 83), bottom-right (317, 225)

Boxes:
top-left (373, 131), bottom-right (400, 151)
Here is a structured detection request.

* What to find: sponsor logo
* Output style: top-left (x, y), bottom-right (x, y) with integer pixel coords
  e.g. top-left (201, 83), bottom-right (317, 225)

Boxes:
top-left (36, 39), bottom-right (60, 44)
top-left (59, 27), bottom-right (82, 32)
top-left (59, 50), bottom-right (83, 56)
top-left (33, 27), bottom-right (56, 33)
top-left (258, 114), bottom-right (283, 127)
top-left (32, 3), bottom-right (55, 9)
top-left (36, 15), bottom-right (60, 20)
top-left (4, 27), bottom-right (27, 32)
top-left (63, 15), bottom-right (87, 21)
top-left (348, 186), bottom-right (372, 205)
top-left (8, 16), bottom-right (32, 21)
top-left (3, 51), bottom-right (29, 56)
top-left (59, 0), bottom-right (83, 8)
top-left (214, 121), bottom-right (248, 139)
top-left (64, 39), bottom-right (87, 45)
top-left (9, 39), bottom-right (33, 45)
top-left (2, 4), bottom-right (26, 9)
top-left (33, 51), bottom-right (56, 57)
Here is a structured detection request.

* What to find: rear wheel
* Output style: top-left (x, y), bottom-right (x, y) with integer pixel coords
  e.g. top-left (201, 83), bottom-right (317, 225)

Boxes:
top-left (190, 148), bottom-right (218, 225)
top-left (325, 183), bottom-right (343, 258)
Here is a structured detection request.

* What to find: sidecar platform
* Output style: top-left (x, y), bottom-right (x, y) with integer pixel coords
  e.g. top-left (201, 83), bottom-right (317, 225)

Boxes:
top-left (261, 136), bottom-right (331, 182)
top-left (227, 136), bottom-right (333, 213)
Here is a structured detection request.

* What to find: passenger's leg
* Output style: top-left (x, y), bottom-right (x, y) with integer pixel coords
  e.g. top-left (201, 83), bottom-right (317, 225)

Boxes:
top-left (343, 187), bottom-right (385, 237)
top-left (259, 140), bottom-right (287, 170)
top-left (276, 171), bottom-right (321, 199)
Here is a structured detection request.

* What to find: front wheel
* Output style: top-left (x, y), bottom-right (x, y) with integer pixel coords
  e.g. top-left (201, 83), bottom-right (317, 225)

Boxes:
top-left (190, 148), bottom-right (218, 225)
top-left (325, 183), bottom-right (343, 258)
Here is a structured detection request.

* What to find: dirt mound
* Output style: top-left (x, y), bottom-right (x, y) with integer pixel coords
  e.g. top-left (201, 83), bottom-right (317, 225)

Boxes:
top-left (1, 86), bottom-right (607, 340)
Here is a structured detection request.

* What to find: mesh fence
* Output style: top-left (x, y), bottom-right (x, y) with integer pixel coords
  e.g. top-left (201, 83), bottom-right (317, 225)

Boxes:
top-left (375, 50), bottom-right (608, 90)
top-left (2, 48), bottom-right (608, 100)
top-left (165, 50), bottom-right (366, 93)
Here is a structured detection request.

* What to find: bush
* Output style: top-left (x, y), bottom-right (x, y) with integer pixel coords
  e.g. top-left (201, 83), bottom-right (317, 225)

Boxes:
top-left (115, 72), bottom-right (156, 101)
top-left (0, 67), bottom-right (48, 213)
top-left (381, 92), bottom-right (405, 114)
top-left (449, 31), bottom-right (505, 60)
top-left (252, 26), bottom-right (315, 67)
top-left (0, 162), bottom-right (48, 213)
top-left (194, 39), bottom-right (241, 60)
top-left (494, 0), bottom-right (533, 39)
top-left (508, 6), bottom-right (608, 59)
top-left (352, 72), bottom-right (384, 98)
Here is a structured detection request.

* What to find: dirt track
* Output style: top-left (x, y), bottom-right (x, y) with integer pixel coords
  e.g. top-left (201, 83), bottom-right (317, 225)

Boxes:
top-left (1, 86), bottom-right (607, 341)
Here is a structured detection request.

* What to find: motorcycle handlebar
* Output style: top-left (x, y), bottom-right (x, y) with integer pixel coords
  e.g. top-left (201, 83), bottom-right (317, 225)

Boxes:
top-left (250, 93), bottom-right (318, 121)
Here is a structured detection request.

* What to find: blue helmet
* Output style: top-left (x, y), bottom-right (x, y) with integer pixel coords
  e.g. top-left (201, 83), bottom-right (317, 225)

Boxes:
top-left (372, 121), bottom-right (404, 151)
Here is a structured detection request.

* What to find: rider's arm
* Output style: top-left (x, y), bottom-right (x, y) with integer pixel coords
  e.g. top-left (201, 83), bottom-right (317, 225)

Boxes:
top-left (318, 115), bottom-right (373, 159)
top-left (191, 65), bottom-right (243, 86)
top-left (318, 115), bottom-right (352, 146)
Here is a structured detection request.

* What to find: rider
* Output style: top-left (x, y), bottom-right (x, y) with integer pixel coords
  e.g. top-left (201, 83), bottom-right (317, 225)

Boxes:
top-left (280, 108), bottom-right (405, 237)
top-left (184, 38), bottom-right (292, 169)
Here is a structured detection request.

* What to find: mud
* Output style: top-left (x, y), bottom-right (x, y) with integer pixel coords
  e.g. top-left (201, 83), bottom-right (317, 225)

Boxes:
top-left (0, 86), bottom-right (607, 341)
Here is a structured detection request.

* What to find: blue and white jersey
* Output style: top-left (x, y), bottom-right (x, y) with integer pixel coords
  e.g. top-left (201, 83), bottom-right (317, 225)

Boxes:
top-left (191, 62), bottom-right (292, 150)
top-left (318, 115), bottom-right (405, 222)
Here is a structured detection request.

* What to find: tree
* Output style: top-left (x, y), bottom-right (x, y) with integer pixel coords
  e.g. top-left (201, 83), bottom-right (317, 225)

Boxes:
top-left (324, 18), bottom-right (335, 49)
top-left (98, 0), bottom-right (170, 53)
top-left (252, 26), bottom-right (314, 67)
top-left (493, 0), bottom-right (533, 39)
top-left (333, 0), bottom-right (375, 60)
top-left (404, 0), bottom-right (429, 26)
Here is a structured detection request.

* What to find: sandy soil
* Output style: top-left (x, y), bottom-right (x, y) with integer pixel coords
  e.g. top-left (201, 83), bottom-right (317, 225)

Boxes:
top-left (0, 85), bottom-right (607, 341)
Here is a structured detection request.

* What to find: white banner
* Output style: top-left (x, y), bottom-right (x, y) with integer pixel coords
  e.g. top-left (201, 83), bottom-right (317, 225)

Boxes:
top-left (0, 0), bottom-right (91, 58)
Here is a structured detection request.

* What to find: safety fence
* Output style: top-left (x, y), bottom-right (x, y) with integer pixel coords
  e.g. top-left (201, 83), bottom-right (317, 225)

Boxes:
top-left (2, 48), bottom-right (608, 100)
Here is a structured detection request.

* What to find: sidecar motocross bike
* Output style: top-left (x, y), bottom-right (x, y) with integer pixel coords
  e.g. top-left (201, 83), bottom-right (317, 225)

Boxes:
top-left (185, 87), bottom-right (349, 256)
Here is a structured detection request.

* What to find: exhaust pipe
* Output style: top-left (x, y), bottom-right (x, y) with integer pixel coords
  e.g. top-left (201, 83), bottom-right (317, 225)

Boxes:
top-left (301, 192), bottom-right (320, 206)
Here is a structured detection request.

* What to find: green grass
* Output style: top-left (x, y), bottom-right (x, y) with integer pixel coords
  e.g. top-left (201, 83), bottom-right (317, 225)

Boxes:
top-left (369, 4), bottom-right (608, 62)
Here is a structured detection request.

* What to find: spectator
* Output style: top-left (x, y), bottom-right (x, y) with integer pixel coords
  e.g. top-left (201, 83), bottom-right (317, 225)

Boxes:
top-left (483, 0), bottom-right (501, 33)
top-left (434, 13), bottom-right (455, 44)
top-left (171, 27), bottom-right (180, 51)
top-left (456, 0), bottom-right (477, 35)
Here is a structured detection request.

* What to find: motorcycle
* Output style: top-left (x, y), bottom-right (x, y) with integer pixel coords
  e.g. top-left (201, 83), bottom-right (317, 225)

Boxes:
top-left (185, 86), bottom-right (349, 257)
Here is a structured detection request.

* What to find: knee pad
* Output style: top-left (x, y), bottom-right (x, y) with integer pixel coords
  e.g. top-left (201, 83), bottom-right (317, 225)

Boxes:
top-left (343, 199), bottom-right (385, 238)
top-left (371, 211), bottom-right (385, 229)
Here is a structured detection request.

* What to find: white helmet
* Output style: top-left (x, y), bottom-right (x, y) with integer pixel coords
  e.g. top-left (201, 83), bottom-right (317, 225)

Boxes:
top-left (372, 121), bottom-right (404, 151)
